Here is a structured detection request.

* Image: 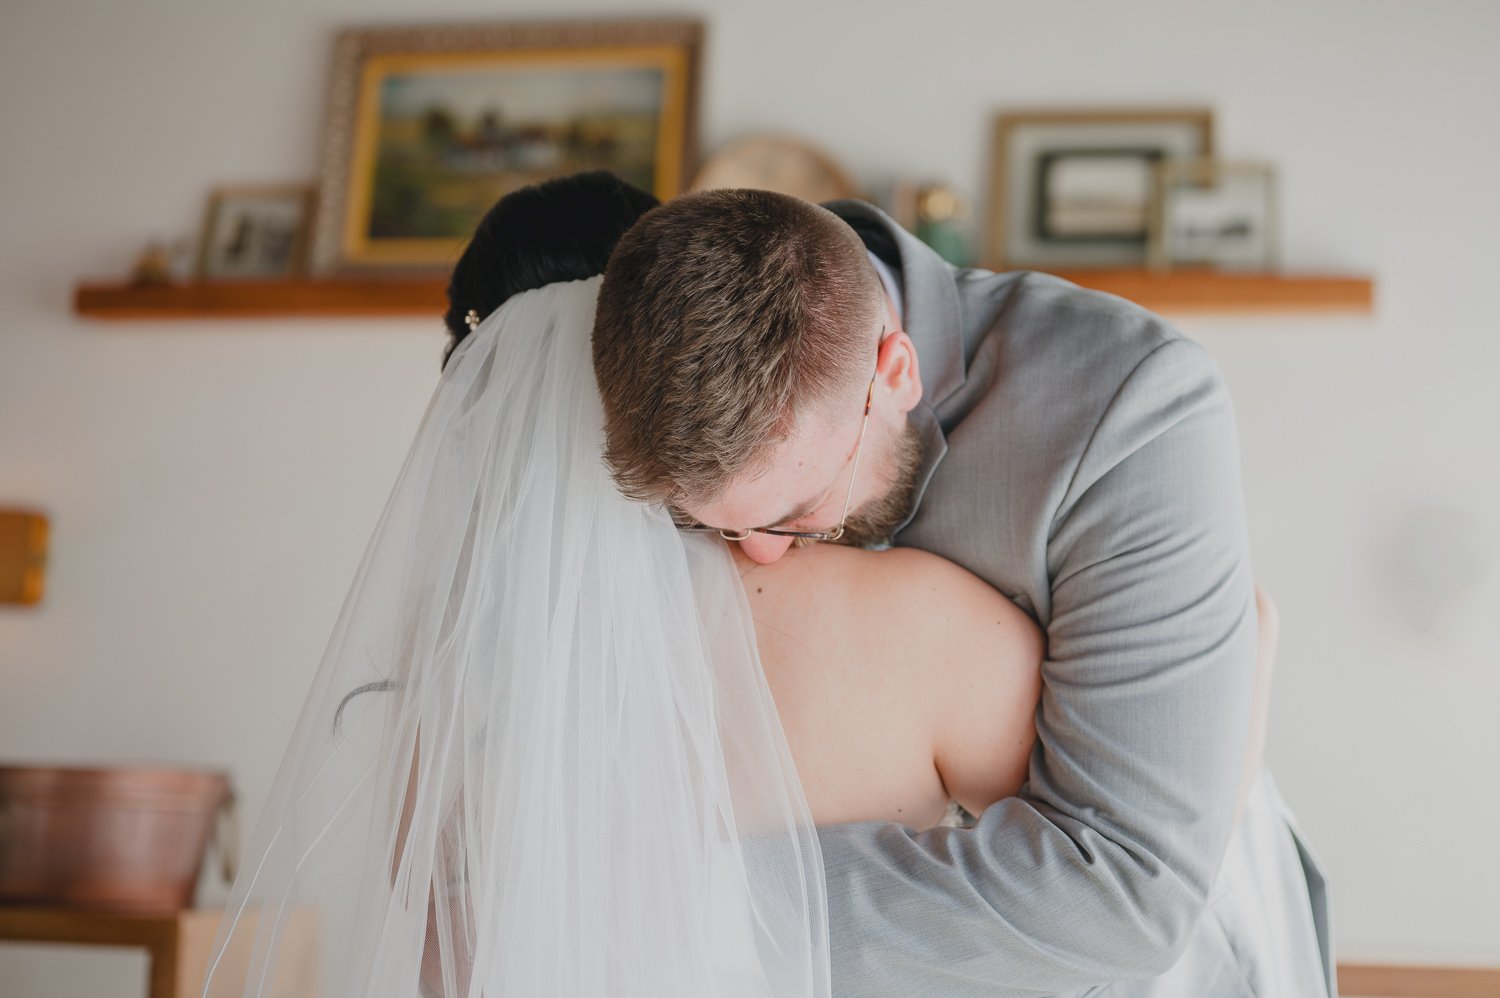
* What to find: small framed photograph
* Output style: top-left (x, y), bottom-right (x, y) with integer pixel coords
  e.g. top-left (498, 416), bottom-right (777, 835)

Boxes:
top-left (308, 19), bottom-right (703, 274)
top-left (196, 185), bottom-right (314, 280)
top-left (985, 108), bottom-right (1214, 269)
top-left (1149, 160), bottom-right (1278, 271)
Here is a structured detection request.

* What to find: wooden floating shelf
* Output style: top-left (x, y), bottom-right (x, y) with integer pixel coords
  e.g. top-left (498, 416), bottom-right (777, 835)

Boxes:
top-left (74, 269), bottom-right (1373, 321)
top-left (1049, 269), bottom-right (1374, 314)
top-left (74, 277), bottom-right (450, 320)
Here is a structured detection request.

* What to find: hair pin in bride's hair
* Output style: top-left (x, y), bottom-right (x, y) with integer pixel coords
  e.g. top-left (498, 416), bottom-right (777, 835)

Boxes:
top-left (464, 308), bottom-right (482, 331)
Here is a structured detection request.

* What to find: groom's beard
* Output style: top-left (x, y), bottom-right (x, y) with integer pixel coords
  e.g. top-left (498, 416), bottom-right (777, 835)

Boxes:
top-left (827, 423), bottom-right (923, 549)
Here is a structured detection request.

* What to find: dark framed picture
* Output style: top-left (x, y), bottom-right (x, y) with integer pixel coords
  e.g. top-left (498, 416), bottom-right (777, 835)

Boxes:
top-left (1149, 159), bottom-right (1278, 271)
top-left (308, 19), bottom-right (703, 274)
top-left (195, 185), bottom-right (314, 280)
top-left (985, 108), bottom-right (1214, 269)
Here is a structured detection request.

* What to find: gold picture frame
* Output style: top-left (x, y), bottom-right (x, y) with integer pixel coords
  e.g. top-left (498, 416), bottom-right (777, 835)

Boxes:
top-left (985, 108), bottom-right (1214, 270)
top-left (309, 19), bottom-right (703, 275)
top-left (196, 185), bottom-right (315, 280)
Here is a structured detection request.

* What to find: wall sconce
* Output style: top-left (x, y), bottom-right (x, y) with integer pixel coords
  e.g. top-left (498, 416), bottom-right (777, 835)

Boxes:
top-left (0, 510), bottom-right (49, 605)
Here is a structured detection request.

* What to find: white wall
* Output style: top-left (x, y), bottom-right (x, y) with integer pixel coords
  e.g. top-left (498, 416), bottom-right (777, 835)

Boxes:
top-left (2, 0), bottom-right (1496, 991)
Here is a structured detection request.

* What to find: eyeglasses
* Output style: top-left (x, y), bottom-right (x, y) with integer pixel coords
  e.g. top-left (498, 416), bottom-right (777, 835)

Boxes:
top-left (674, 347), bottom-right (880, 544)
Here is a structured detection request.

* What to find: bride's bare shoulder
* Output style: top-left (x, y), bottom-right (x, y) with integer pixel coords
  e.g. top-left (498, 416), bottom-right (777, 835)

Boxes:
top-left (731, 540), bottom-right (967, 591)
top-left (733, 542), bottom-right (1027, 636)
top-left (837, 545), bottom-right (1017, 619)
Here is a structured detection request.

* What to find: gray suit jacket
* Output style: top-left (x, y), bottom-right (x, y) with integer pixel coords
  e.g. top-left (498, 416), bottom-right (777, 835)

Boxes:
top-left (820, 201), bottom-right (1331, 996)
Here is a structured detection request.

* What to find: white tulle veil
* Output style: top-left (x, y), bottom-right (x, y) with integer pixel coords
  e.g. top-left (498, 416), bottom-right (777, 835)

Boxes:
top-left (203, 277), bottom-right (830, 997)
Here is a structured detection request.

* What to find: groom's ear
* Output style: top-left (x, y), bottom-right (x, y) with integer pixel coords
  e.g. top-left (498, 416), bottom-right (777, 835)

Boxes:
top-left (876, 329), bottom-right (923, 416)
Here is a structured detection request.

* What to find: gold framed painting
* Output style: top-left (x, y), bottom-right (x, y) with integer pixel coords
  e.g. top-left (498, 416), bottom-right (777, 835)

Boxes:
top-left (309, 19), bottom-right (703, 274)
top-left (985, 108), bottom-right (1214, 270)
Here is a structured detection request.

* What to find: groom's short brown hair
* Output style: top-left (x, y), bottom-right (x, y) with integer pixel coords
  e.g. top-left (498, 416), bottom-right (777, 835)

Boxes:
top-left (593, 189), bottom-right (885, 505)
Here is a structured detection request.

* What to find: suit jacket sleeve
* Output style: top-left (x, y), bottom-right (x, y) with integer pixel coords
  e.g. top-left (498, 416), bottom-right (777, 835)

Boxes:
top-left (818, 338), bottom-right (1258, 997)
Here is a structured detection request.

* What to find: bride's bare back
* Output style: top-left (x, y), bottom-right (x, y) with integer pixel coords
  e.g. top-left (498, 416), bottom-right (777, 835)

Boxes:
top-left (734, 543), bottom-right (1044, 831)
top-left (738, 542), bottom-right (1280, 835)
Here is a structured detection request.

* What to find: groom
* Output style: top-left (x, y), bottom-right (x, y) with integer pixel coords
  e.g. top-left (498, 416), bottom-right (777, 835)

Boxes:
top-left (591, 189), bottom-right (1332, 996)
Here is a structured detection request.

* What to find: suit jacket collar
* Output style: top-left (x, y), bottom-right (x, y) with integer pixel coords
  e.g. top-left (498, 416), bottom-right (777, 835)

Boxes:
top-left (823, 199), bottom-right (967, 409)
top-left (823, 199), bottom-right (961, 534)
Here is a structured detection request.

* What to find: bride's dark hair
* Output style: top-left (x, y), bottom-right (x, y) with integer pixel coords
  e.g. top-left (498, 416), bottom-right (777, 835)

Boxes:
top-left (441, 170), bottom-right (660, 369)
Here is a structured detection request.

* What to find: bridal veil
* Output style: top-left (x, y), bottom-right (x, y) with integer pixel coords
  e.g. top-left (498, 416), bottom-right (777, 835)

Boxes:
top-left (203, 277), bottom-right (831, 997)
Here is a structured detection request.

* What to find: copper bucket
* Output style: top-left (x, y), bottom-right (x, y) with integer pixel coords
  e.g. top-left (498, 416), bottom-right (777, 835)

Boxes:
top-left (0, 764), bottom-right (235, 914)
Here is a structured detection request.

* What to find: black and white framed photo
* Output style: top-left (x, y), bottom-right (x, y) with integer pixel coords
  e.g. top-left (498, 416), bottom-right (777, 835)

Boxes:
top-left (196, 185), bottom-right (314, 280)
top-left (1149, 160), bottom-right (1278, 271)
top-left (985, 108), bottom-right (1214, 269)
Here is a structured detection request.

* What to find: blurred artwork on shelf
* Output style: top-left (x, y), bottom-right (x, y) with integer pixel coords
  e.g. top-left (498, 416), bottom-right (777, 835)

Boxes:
top-left (196, 185), bottom-right (314, 280)
top-left (308, 20), bottom-right (702, 274)
top-left (1148, 159), bottom-right (1278, 271)
top-left (986, 108), bottom-right (1214, 270)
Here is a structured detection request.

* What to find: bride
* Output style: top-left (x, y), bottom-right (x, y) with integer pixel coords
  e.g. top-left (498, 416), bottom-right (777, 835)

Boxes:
top-left (203, 172), bottom-right (1274, 997)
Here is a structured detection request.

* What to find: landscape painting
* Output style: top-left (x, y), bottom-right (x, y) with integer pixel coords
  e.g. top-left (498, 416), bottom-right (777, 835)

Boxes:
top-left (310, 23), bottom-right (700, 273)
